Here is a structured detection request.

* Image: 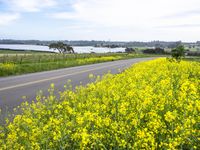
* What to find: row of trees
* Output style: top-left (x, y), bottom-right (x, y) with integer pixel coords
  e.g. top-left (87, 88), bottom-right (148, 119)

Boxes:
top-left (49, 42), bottom-right (74, 54)
top-left (50, 42), bottom-right (186, 61)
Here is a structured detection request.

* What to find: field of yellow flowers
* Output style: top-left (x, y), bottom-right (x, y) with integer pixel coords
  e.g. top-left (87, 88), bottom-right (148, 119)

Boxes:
top-left (0, 58), bottom-right (199, 149)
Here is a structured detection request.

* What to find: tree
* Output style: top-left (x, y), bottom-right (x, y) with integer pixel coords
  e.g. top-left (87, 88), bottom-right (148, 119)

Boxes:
top-left (125, 48), bottom-right (136, 53)
top-left (171, 44), bottom-right (185, 60)
top-left (168, 41), bottom-right (182, 49)
top-left (49, 42), bottom-right (74, 54)
top-left (64, 45), bottom-right (74, 54)
top-left (143, 48), bottom-right (165, 54)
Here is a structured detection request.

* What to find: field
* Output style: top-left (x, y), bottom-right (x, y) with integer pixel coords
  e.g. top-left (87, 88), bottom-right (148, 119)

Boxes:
top-left (184, 57), bottom-right (200, 62)
top-left (184, 46), bottom-right (200, 51)
top-left (0, 50), bottom-right (154, 77)
top-left (0, 58), bottom-right (199, 149)
top-left (0, 49), bottom-right (54, 55)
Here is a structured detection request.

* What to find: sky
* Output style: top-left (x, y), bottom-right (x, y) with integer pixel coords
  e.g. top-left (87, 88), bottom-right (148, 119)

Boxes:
top-left (0, 0), bottom-right (200, 42)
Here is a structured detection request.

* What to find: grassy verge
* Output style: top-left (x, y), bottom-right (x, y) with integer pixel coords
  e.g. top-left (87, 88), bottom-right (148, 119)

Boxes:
top-left (0, 52), bottom-right (157, 77)
top-left (0, 49), bottom-right (55, 55)
top-left (183, 56), bottom-right (200, 62)
top-left (0, 58), bottom-right (199, 149)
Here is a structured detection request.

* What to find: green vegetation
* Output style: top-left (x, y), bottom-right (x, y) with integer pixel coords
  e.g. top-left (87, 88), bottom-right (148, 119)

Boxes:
top-left (171, 44), bottom-right (185, 61)
top-left (0, 49), bottom-right (54, 55)
top-left (0, 52), bottom-right (153, 77)
top-left (0, 59), bottom-right (199, 149)
top-left (183, 57), bottom-right (200, 62)
top-left (185, 45), bottom-right (200, 51)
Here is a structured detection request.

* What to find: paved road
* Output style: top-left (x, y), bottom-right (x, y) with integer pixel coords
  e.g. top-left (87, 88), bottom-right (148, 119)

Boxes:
top-left (0, 58), bottom-right (154, 117)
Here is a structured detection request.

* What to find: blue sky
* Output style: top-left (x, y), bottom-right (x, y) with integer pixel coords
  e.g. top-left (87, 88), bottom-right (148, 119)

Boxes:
top-left (0, 0), bottom-right (200, 42)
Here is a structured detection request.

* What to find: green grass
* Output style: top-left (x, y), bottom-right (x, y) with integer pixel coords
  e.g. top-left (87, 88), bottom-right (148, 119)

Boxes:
top-left (0, 49), bottom-right (54, 54)
top-left (183, 57), bottom-right (200, 62)
top-left (0, 52), bottom-right (157, 77)
top-left (184, 46), bottom-right (200, 51)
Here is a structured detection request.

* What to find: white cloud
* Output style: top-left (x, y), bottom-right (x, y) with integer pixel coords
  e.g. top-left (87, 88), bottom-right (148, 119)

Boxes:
top-left (1, 0), bottom-right (200, 41)
top-left (0, 13), bottom-right (20, 26)
top-left (50, 0), bottom-right (200, 41)
top-left (159, 24), bottom-right (200, 28)
top-left (52, 0), bottom-right (200, 29)
top-left (52, 12), bottom-right (78, 19)
top-left (0, 0), bottom-right (57, 26)
top-left (4, 0), bottom-right (57, 12)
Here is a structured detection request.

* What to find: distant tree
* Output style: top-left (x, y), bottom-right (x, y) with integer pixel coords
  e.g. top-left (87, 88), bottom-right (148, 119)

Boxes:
top-left (125, 48), bottom-right (136, 53)
top-left (65, 45), bottom-right (74, 53)
top-left (49, 42), bottom-right (74, 54)
top-left (143, 48), bottom-right (164, 54)
top-left (168, 41), bottom-right (182, 49)
top-left (171, 44), bottom-right (185, 60)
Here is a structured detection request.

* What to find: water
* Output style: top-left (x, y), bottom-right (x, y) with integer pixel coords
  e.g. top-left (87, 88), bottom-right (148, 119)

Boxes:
top-left (0, 44), bottom-right (125, 53)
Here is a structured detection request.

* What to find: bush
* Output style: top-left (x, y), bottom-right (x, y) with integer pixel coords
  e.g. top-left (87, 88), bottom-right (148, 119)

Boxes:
top-left (171, 45), bottom-right (185, 60)
top-left (143, 48), bottom-right (165, 54)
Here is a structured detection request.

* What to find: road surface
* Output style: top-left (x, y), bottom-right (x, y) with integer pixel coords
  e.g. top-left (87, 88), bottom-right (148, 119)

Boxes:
top-left (0, 58), bottom-right (154, 117)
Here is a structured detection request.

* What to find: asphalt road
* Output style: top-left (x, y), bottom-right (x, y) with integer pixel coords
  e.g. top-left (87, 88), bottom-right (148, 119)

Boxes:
top-left (0, 57), bottom-right (154, 117)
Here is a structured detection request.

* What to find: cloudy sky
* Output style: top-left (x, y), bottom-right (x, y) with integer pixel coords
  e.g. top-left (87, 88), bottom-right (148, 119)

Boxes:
top-left (0, 0), bottom-right (200, 42)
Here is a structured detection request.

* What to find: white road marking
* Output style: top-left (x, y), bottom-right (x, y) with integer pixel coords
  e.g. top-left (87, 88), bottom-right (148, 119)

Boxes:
top-left (0, 62), bottom-right (127, 92)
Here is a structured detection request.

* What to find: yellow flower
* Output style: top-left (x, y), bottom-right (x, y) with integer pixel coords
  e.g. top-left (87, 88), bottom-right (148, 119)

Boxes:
top-left (0, 58), bottom-right (199, 149)
top-left (76, 116), bottom-right (84, 125)
top-left (164, 111), bottom-right (176, 122)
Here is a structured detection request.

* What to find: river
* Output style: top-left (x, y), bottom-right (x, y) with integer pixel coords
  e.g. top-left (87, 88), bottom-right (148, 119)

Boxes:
top-left (0, 44), bottom-right (125, 53)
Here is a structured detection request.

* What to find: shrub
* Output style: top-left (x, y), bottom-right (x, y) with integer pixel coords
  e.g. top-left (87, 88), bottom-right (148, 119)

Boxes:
top-left (171, 45), bottom-right (185, 60)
